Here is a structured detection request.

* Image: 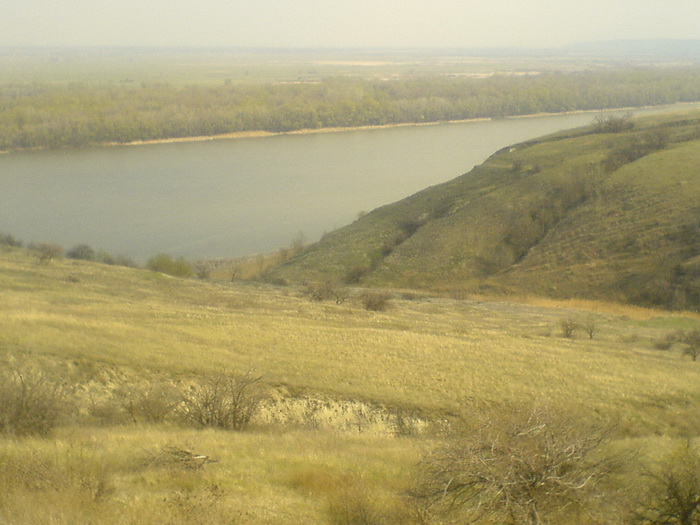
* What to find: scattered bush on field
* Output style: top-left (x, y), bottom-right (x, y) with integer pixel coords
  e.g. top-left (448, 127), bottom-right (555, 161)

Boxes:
top-left (146, 253), bottom-right (194, 277)
top-left (581, 319), bottom-right (597, 339)
top-left (124, 382), bottom-right (183, 424)
top-left (344, 265), bottom-right (370, 285)
top-left (95, 250), bottom-right (138, 267)
top-left (680, 329), bottom-right (700, 362)
top-left (67, 243), bottom-right (96, 261)
top-left (31, 242), bottom-right (64, 263)
top-left (631, 442), bottom-right (700, 525)
top-left (361, 291), bottom-right (391, 312)
top-left (194, 262), bottom-right (211, 280)
top-left (162, 483), bottom-right (237, 525)
top-left (413, 406), bottom-right (616, 524)
top-left (560, 318), bottom-right (580, 338)
top-left (326, 475), bottom-right (418, 525)
top-left (0, 231), bottom-right (22, 247)
top-left (179, 370), bottom-right (267, 431)
top-left (654, 332), bottom-right (678, 351)
top-left (307, 281), bottom-right (347, 304)
top-left (656, 329), bottom-right (700, 360)
top-left (593, 113), bottom-right (634, 134)
top-left (0, 366), bottom-right (67, 436)
top-left (0, 443), bottom-right (114, 505)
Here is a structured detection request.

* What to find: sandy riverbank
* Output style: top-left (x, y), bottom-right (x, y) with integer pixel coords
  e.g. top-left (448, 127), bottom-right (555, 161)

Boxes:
top-left (92, 103), bottom-right (700, 149)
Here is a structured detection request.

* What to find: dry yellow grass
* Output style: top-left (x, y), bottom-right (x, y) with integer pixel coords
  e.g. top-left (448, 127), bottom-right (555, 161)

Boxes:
top-left (2, 247), bottom-right (700, 434)
top-left (3, 246), bottom-right (700, 522)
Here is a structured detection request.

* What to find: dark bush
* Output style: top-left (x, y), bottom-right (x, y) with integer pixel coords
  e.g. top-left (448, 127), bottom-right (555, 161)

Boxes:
top-left (67, 243), bottom-right (96, 261)
top-left (632, 442), bottom-right (700, 524)
top-left (361, 291), bottom-right (391, 312)
top-left (344, 266), bottom-right (369, 285)
top-left (308, 281), bottom-right (347, 304)
top-left (593, 113), bottom-right (634, 133)
top-left (0, 232), bottom-right (22, 247)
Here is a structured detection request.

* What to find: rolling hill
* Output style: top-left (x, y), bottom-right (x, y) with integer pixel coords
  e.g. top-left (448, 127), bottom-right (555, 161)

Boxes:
top-left (270, 109), bottom-right (700, 309)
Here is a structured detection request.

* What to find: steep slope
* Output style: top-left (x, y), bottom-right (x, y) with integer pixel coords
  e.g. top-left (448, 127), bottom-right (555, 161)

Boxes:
top-left (271, 110), bottom-right (700, 309)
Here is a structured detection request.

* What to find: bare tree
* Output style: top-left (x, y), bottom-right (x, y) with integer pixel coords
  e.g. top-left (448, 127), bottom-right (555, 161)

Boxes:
top-left (582, 319), bottom-right (596, 339)
top-left (560, 318), bottom-right (580, 338)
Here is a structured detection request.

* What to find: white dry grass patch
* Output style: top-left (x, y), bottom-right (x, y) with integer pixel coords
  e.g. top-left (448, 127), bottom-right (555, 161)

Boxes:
top-left (257, 393), bottom-right (429, 436)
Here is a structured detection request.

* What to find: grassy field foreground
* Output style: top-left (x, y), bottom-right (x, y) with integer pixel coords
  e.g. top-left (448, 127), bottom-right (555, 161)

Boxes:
top-left (2, 245), bottom-right (700, 523)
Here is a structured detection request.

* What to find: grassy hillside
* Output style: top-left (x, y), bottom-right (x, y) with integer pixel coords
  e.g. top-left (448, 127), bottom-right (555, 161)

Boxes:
top-left (2, 245), bottom-right (700, 522)
top-left (270, 109), bottom-right (700, 310)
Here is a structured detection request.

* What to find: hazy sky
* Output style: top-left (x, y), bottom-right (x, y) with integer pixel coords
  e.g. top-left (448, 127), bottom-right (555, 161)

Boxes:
top-left (2, 0), bottom-right (699, 49)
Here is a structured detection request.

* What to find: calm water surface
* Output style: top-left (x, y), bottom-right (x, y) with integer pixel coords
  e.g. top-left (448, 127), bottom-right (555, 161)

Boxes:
top-left (0, 110), bottom-right (679, 262)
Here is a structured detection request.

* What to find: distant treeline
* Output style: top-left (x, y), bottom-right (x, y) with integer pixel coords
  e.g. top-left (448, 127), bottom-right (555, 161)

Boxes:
top-left (3, 67), bottom-right (700, 150)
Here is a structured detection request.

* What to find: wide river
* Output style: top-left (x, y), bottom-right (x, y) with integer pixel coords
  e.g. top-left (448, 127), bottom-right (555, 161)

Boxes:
top-left (0, 107), bottom-right (688, 262)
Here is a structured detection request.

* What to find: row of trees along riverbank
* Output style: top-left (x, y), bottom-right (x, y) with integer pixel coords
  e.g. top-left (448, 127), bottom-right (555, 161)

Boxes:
top-left (3, 67), bottom-right (700, 150)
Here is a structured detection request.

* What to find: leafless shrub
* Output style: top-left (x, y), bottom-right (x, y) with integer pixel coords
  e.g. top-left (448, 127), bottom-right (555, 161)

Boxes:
top-left (560, 318), bottom-right (580, 338)
top-left (0, 444), bottom-right (114, 502)
top-left (391, 409), bottom-right (419, 437)
top-left (0, 366), bottom-right (67, 436)
top-left (653, 332), bottom-right (677, 351)
top-left (631, 441), bottom-right (700, 525)
top-left (0, 231), bottom-right (23, 247)
top-left (179, 370), bottom-right (267, 431)
top-left (413, 406), bottom-right (616, 524)
top-left (124, 382), bottom-right (183, 423)
top-left (593, 113), bottom-right (634, 133)
top-left (32, 242), bottom-right (64, 263)
top-left (361, 291), bottom-right (391, 312)
top-left (582, 319), bottom-right (597, 339)
top-left (308, 281), bottom-right (348, 304)
top-left (681, 329), bottom-right (700, 362)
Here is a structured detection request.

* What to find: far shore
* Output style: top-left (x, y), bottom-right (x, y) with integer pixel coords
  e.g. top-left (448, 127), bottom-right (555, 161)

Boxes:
top-left (2, 102), bottom-right (699, 154)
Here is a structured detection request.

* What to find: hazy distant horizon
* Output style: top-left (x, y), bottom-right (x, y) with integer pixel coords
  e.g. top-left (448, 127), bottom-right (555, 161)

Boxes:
top-left (3, 1), bottom-right (700, 49)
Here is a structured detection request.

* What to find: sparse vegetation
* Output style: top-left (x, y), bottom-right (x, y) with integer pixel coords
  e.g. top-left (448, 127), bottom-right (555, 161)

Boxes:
top-left (632, 442), bottom-right (700, 525)
top-left (0, 232), bottom-right (22, 248)
top-left (307, 281), bottom-right (348, 304)
top-left (593, 112), bottom-right (635, 133)
top-left (560, 318), bottom-right (580, 338)
top-left (271, 110), bottom-right (700, 311)
top-left (0, 366), bottom-right (66, 436)
top-left (414, 407), bottom-right (616, 524)
top-left (146, 253), bottom-right (194, 278)
top-left (32, 242), bottom-right (64, 263)
top-left (5, 105), bottom-right (700, 522)
top-left (680, 329), bottom-right (700, 362)
top-left (67, 243), bottom-right (96, 261)
top-left (361, 291), bottom-right (392, 311)
top-left (179, 370), bottom-right (267, 431)
top-left (2, 245), bottom-right (700, 522)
